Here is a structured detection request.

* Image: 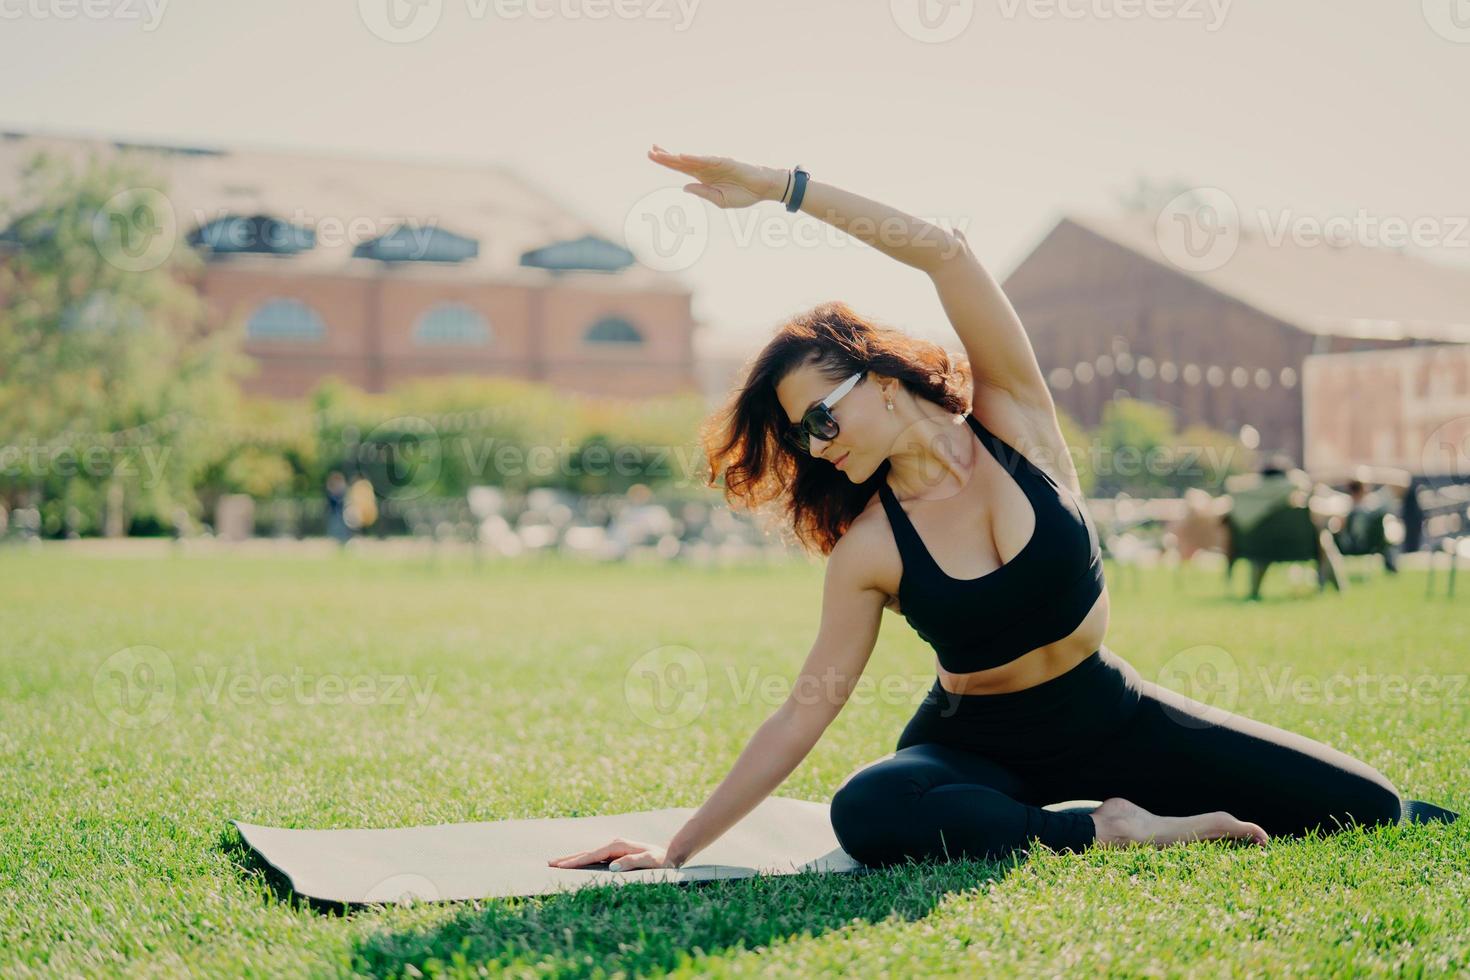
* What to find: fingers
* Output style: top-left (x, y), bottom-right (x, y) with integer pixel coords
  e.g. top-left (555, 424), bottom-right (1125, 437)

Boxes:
top-left (546, 837), bottom-right (633, 867)
top-left (607, 851), bottom-right (651, 871)
top-left (647, 145), bottom-right (722, 174)
top-left (647, 153), bottom-right (697, 178)
top-left (649, 143), bottom-right (712, 161)
top-left (648, 151), bottom-right (704, 178)
top-left (648, 145), bottom-right (693, 164)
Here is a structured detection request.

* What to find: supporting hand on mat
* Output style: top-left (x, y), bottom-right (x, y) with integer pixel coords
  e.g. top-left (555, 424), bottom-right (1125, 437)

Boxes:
top-left (547, 837), bottom-right (675, 872)
top-left (647, 144), bottom-right (787, 210)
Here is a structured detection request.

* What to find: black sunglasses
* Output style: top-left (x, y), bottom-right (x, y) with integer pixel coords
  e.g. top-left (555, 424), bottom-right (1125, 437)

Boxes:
top-left (782, 370), bottom-right (866, 455)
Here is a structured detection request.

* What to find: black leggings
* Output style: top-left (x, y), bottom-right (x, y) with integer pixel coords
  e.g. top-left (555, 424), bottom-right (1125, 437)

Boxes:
top-left (829, 646), bottom-right (1403, 867)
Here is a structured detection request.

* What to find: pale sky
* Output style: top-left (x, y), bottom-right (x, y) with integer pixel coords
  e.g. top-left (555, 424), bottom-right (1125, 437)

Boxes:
top-left (3, 0), bottom-right (1467, 354)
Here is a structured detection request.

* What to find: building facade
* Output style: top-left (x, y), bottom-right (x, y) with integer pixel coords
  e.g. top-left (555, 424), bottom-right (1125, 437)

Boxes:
top-left (1002, 212), bottom-right (1470, 465)
top-left (0, 130), bottom-right (702, 400)
top-left (1303, 343), bottom-right (1470, 478)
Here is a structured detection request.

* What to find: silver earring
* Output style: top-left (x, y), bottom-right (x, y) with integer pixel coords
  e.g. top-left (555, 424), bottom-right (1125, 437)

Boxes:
top-left (886, 400), bottom-right (894, 411)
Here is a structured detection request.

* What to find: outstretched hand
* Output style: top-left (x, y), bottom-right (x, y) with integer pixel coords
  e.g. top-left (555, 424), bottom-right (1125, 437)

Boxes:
top-left (647, 144), bottom-right (783, 210)
top-left (547, 836), bottom-right (676, 872)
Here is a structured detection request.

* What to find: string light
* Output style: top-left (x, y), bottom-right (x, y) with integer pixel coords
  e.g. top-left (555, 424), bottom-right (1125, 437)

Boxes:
top-left (1044, 355), bottom-right (1292, 394)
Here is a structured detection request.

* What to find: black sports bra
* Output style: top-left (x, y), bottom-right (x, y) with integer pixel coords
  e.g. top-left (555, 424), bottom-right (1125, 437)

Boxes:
top-left (876, 410), bottom-right (1104, 674)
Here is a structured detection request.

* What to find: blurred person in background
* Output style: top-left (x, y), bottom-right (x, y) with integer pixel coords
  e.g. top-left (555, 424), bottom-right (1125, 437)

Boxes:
top-left (1227, 454), bottom-right (1308, 537)
top-left (325, 470), bottom-right (350, 549)
top-left (1336, 476), bottom-right (1399, 574)
top-left (345, 476), bottom-right (378, 539)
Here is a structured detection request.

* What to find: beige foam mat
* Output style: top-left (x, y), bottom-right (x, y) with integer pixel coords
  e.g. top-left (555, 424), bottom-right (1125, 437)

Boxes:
top-left (234, 795), bottom-right (863, 903)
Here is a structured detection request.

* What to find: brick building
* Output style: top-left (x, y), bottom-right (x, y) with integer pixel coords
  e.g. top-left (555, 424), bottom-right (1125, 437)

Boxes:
top-left (1303, 343), bottom-right (1470, 478)
top-left (0, 130), bottom-right (702, 400)
top-left (1002, 211), bottom-right (1470, 464)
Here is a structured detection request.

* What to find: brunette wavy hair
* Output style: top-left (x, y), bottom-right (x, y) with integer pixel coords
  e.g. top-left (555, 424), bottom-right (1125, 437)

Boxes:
top-left (700, 300), bottom-right (973, 557)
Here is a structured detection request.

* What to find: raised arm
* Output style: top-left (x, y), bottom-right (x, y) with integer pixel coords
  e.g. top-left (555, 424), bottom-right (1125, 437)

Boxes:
top-left (779, 176), bottom-right (1053, 413)
top-left (547, 529), bottom-right (886, 872)
top-left (644, 147), bottom-right (1050, 410)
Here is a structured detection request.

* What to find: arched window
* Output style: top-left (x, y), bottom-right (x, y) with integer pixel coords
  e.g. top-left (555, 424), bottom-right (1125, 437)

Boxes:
top-left (583, 316), bottom-right (643, 345)
top-left (192, 214), bottom-right (314, 255)
top-left (246, 298), bottom-right (325, 341)
top-left (413, 303), bottom-right (491, 346)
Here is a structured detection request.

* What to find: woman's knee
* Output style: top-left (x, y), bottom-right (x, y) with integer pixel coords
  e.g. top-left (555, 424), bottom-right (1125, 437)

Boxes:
top-left (829, 761), bottom-right (916, 864)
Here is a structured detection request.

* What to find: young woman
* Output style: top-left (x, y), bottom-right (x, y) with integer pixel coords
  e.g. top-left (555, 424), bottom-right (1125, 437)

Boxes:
top-left (548, 146), bottom-right (1431, 874)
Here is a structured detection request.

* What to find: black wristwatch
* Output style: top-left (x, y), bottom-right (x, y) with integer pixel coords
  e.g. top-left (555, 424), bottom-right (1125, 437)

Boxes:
top-left (784, 165), bottom-right (810, 213)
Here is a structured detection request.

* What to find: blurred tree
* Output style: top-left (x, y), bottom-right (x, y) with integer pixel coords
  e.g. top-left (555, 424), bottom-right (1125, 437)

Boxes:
top-left (1097, 396), bottom-right (1174, 495)
top-left (0, 147), bottom-right (251, 535)
top-left (188, 396), bottom-right (320, 532)
top-left (1091, 397), bottom-right (1248, 496)
top-left (1176, 421), bottom-right (1253, 492)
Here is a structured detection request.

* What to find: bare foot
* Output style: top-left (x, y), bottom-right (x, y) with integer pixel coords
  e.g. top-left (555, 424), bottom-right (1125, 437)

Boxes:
top-left (1089, 797), bottom-right (1269, 849)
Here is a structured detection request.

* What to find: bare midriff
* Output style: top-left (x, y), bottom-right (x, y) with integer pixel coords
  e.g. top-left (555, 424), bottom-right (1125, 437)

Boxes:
top-left (935, 585), bottom-right (1111, 695)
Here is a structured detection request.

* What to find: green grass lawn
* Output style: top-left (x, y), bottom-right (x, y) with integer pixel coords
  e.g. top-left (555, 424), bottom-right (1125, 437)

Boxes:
top-left (1, 549), bottom-right (1466, 977)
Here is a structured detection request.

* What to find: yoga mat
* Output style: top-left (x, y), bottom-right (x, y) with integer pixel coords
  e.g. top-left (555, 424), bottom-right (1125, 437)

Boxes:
top-left (251, 790), bottom-right (1451, 907)
top-left (234, 795), bottom-right (863, 904)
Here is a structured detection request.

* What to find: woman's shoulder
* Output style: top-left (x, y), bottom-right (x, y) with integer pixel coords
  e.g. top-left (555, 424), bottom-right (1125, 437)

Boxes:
top-left (828, 489), bottom-right (903, 603)
top-left (834, 493), bottom-right (878, 548)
